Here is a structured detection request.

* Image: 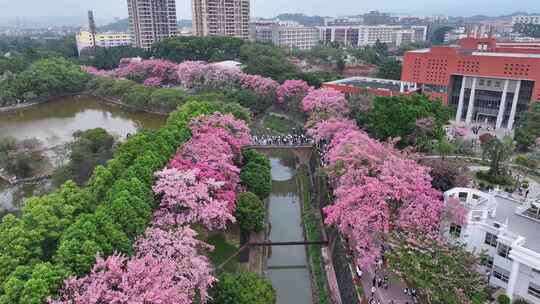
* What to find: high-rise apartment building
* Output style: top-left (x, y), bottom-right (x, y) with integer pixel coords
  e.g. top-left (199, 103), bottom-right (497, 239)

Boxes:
top-left (192, 0), bottom-right (250, 40)
top-left (127, 0), bottom-right (177, 49)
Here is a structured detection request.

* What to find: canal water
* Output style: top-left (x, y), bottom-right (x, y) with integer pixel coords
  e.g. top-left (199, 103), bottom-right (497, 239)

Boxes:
top-left (266, 149), bottom-right (313, 304)
top-left (0, 95), bottom-right (166, 217)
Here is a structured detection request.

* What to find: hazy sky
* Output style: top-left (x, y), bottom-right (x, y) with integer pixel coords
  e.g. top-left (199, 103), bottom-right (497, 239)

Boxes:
top-left (0, 0), bottom-right (539, 21)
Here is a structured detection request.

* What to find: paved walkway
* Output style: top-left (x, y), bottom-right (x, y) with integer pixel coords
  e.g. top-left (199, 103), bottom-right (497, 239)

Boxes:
top-left (358, 267), bottom-right (417, 304)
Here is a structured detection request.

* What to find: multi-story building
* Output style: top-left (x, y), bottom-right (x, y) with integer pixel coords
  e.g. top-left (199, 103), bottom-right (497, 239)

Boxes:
top-left (192, 0), bottom-right (250, 40)
top-left (251, 21), bottom-right (318, 50)
top-left (362, 11), bottom-right (396, 25)
top-left (512, 15), bottom-right (540, 25)
top-left (402, 38), bottom-right (540, 130)
top-left (324, 17), bottom-right (363, 26)
top-left (444, 188), bottom-right (540, 303)
top-left (127, 0), bottom-right (177, 49)
top-left (319, 25), bottom-right (427, 47)
top-left (76, 30), bottom-right (132, 55)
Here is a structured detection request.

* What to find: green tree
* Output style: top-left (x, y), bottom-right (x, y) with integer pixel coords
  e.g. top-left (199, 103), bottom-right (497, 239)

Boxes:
top-left (240, 42), bottom-right (299, 82)
top-left (361, 94), bottom-right (450, 148)
top-left (386, 234), bottom-right (488, 304)
top-left (0, 215), bottom-right (44, 286)
top-left (498, 294), bottom-right (511, 304)
top-left (514, 102), bottom-right (540, 151)
top-left (235, 192), bottom-right (265, 232)
top-left (513, 23), bottom-right (540, 38)
top-left (149, 88), bottom-right (186, 112)
top-left (481, 136), bottom-right (515, 182)
top-left (152, 36), bottom-right (245, 62)
top-left (53, 128), bottom-right (115, 186)
top-left (79, 45), bottom-right (148, 69)
top-left (431, 26), bottom-right (454, 45)
top-left (0, 263), bottom-right (71, 304)
top-left (240, 163), bottom-right (271, 200)
top-left (376, 57), bottom-right (403, 80)
top-left (211, 272), bottom-right (276, 304)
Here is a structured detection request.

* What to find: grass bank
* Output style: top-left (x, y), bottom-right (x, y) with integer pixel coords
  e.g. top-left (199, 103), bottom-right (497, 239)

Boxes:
top-left (297, 166), bottom-right (331, 304)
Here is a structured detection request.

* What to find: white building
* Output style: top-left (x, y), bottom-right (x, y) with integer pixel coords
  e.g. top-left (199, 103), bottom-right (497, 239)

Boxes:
top-left (319, 25), bottom-right (427, 47)
top-left (75, 30), bottom-right (132, 55)
top-left (444, 188), bottom-right (540, 303)
top-left (513, 15), bottom-right (540, 25)
top-left (251, 21), bottom-right (319, 50)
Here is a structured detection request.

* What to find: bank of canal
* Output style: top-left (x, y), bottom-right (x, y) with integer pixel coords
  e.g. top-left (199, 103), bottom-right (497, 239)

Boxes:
top-left (265, 149), bottom-right (314, 304)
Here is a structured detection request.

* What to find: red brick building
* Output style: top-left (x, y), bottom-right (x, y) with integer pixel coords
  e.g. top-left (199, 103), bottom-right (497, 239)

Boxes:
top-left (401, 38), bottom-right (540, 130)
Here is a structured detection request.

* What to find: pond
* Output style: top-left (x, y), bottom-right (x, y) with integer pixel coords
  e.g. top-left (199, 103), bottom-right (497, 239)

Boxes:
top-left (265, 149), bottom-right (313, 304)
top-left (0, 95), bottom-right (166, 217)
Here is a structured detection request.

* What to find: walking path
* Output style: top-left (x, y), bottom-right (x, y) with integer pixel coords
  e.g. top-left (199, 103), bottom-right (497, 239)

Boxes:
top-left (357, 266), bottom-right (417, 304)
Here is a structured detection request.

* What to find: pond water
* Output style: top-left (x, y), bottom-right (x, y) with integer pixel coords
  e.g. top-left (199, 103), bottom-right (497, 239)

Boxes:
top-left (0, 96), bottom-right (165, 148)
top-left (0, 96), bottom-right (166, 217)
top-left (265, 149), bottom-right (313, 304)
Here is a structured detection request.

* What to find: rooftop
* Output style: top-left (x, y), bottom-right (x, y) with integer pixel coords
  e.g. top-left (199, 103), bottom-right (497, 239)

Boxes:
top-left (489, 196), bottom-right (540, 252)
top-left (325, 76), bottom-right (408, 92)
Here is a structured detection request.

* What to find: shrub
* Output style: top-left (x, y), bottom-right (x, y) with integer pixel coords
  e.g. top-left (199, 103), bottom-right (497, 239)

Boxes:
top-left (498, 294), bottom-right (511, 304)
top-left (211, 272), bottom-right (276, 304)
top-left (240, 162), bottom-right (271, 200)
top-left (235, 192), bottom-right (265, 232)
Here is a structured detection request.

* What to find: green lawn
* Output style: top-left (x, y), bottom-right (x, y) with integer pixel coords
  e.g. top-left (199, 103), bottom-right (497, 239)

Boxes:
top-left (262, 115), bottom-right (301, 135)
top-left (206, 233), bottom-right (239, 273)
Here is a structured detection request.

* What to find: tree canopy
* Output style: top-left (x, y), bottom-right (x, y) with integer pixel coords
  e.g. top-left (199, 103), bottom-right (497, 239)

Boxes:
top-left (211, 272), bottom-right (276, 304)
top-left (360, 94), bottom-right (450, 148)
top-left (386, 235), bottom-right (488, 304)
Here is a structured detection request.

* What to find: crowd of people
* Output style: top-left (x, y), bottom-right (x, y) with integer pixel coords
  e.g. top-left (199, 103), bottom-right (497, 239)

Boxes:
top-left (252, 134), bottom-right (313, 146)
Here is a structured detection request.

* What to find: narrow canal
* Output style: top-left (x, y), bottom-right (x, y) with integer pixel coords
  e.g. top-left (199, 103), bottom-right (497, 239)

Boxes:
top-left (265, 149), bottom-right (313, 304)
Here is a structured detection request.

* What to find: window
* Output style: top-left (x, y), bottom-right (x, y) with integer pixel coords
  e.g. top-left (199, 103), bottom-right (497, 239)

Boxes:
top-left (485, 232), bottom-right (498, 248)
top-left (492, 266), bottom-right (510, 283)
top-left (529, 282), bottom-right (540, 299)
top-left (498, 243), bottom-right (512, 260)
top-left (449, 223), bottom-right (462, 238)
top-left (481, 255), bottom-right (494, 269)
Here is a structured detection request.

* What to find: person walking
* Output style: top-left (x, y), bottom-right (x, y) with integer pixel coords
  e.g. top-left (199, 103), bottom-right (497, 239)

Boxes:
top-left (371, 286), bottom-right (376, 297)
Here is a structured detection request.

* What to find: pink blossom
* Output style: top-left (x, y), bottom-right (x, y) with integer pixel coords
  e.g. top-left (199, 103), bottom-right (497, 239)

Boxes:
top-left (302, 88), bottom-right (349, 117)
top-left (306, 118), bottom-right (358, 142)
top-left (276, 80), bottom-right (313, 104)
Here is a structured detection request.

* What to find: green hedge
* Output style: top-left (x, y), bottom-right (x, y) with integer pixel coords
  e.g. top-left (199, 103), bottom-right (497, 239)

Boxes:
top-left (85, 76), bottom-right (186, 113)
top-left (0, 100), bottom-right (250, 304)
top-left (240, 150), bottom-right (271, 200)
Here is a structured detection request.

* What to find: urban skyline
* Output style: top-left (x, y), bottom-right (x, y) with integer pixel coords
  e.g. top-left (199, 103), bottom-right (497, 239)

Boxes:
top-left (0, 0), bottom-right (539, 23)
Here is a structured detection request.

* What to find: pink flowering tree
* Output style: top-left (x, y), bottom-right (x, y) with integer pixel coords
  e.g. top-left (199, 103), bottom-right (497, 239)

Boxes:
top-left (323, 129), bottom-right (448, 267)
top-left (307, 118), bottom-right (358, 142)
top-left (302, 88), bottom-right (350, 127)
top-left (176, 61), bottom-right (278, 97)
top-left (115, 59), bottom-right (179, 85)
top-left (277, 80), bottom-right (313, 104)
top-left (152, 168), bottom-right (235, 230)
top-left (51, 228), bottom-right (215, 304)
top-left (80, 65), bottom-right (112, 77)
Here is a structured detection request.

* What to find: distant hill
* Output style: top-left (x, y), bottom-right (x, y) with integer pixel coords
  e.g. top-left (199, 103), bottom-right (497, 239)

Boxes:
top-left (462, 12), bottom-right (540, 22)
top-left (98, 18), bottom-right (192, 32)
top-left (273, 14), bottom-right (326, 26)
top-left (98, 18), bottom-right (129, 32)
